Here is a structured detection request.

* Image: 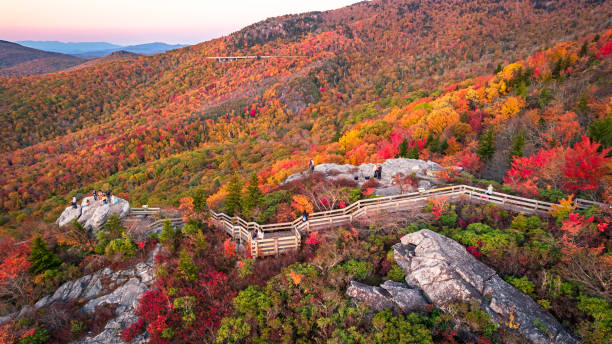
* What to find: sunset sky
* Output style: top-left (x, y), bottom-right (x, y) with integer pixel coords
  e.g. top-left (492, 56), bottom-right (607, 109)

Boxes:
top-left (1, 0), bottom-right (359, 45)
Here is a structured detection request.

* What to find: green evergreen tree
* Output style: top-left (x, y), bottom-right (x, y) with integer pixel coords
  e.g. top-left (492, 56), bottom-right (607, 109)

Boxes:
top-left (398, 138), bottom-right (409, 158)
top-left (28, 236), bottom-right (62, 275)
top-left (176, 249), bottom-right (198, 282)
top-left (104, 214), bottom-right (125, 239)
top-left (192, 188), bottom-right (208, 212)
top-left (407, 145), bottom-right (420, 159)
top-left (509, 130), bottom-right (525, 160)
top-left (160, 218), bottom-right (178, 250)
top-left (477, 129), bottom-right (496, 162)
top-left (588, 116), bottom-right (612, 149)
top-left (242, 173), bottom-right (262, 217)
top-left (494, 63), bottom-right (502, 74)
top-left (225, 173), bottom-right (243, 216)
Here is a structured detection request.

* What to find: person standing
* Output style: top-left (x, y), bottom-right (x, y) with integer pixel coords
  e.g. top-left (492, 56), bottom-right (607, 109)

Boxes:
top-left (71, 196), bottom-right (77, 209)
top-left (309, 159), bottom-right (315, 173)
top-left (375, 164), bottom-right (383, 180)
top-left (486, 184), bottom-right (494, 195)
top-left (93, 189), bottom-right (98, 201)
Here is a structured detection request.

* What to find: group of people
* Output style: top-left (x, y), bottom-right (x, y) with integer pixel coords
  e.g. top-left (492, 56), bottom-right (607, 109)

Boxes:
top-left (70, 189), bottom-right (114, 209)
top-left (92, 189), bottom-right (113, 204)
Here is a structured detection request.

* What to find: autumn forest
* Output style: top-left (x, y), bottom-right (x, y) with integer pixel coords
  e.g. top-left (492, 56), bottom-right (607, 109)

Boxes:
top-left (0, 0), bottom-right (611, 343)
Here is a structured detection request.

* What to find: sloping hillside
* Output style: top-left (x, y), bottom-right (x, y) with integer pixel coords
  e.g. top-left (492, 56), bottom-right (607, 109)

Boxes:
top-left (0, 41), bottom-right (85, 76)
top-left (0, 0), bottom-right (610, 221)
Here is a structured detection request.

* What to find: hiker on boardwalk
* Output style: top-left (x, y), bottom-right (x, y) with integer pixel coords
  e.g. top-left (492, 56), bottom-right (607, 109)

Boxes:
top-left (309, 159), bottom-right (315, 173)
top-left (486, 184), bottom-right (494, 195)
top-left (374, 164), bottom-right (383, 180)
top-left (302, 210), bottom-right (309, 222)
top-left (71, 196), bottom-right (77, 209)
top-left (93, 189), bottom-right (98, 201)
top-left (252, 230), bottom-right (257, 241)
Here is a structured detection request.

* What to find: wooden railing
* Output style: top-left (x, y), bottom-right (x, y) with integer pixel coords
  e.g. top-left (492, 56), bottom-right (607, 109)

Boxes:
top-left (210, 185), bottom-right (609, 257)
top-left (148, 217), bottom-right (184, 233)
top-left (130, 207), bottom-right (161, 216)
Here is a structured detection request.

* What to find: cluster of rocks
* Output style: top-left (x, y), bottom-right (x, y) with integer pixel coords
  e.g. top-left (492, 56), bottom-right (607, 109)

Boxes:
top-left (346, 229), bottom-right (578, 344)
top-left (0, 245), bottom-right (159, 344)
top-left (56, 196), bottom-right (130, 232)
top-left (283, 158), bottom-right (443, 196)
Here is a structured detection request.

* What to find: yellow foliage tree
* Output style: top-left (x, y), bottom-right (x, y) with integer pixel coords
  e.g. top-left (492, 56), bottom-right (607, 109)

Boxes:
top-left (291, 194), bottom-right (314, 214)
top-left (339, 128), bottom-right (362, 152)
top-left (206, 184), bottom-right (228, 210)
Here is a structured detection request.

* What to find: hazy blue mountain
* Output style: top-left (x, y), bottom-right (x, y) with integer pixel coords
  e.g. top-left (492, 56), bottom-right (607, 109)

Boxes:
top-left (73, 42), bottom-right (188, 58)
top-left (17, 41), bottom-right (122, 55)
top-left (17, 41), bottom-right (188, 58)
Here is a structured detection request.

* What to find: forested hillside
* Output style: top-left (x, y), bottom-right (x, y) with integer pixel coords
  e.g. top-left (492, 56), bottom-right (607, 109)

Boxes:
top-left (0, 1), bottom-right (611, 343)
top-left (1, 0), bottom-right (610, 231)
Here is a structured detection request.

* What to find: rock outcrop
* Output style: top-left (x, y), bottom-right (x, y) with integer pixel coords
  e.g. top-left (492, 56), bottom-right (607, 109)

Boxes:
top-left (394, 229), bottom-right (578, 344)
top-left (283, 158), bottom-right (442, 195)
top-left (346, 280), bottom-right (430, 313)
top-left (0, 245), bottom-right (159, 343)
top-left (56, 196), bottom-right (130, 232)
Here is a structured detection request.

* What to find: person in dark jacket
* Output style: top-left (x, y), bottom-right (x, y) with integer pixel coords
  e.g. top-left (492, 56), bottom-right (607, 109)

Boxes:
top-left (93, 189), bottom-right (98, 201)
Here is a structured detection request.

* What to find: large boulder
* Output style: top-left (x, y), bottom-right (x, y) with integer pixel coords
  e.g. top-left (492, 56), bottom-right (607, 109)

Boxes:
top-left (56, 196), bottom-right (130, 232)
top-left (394, 229), bottom-right (578, 344)
top-left (283, 158), bottom-right (442, 193)
top-left (56, 205), bottom-right (82, 227)
top-left (346, 281), bottom-right (396, 312)
top-left (380, 280), bottom-right (430, 313)
top-left (346, 280), bottom-right (430, 314)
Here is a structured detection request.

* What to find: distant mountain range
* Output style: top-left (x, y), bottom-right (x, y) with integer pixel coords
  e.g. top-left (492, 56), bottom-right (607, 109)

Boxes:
top-left (0, 40), bottom-right (85, 76)
top-left (17, 40), bottom-right (188, 58)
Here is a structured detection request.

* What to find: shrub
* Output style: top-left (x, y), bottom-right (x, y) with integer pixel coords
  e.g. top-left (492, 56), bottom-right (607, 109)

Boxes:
top-left (371, 310), bottom-right (434, 344)
top-left (215, 316), bottom-right (251, 344)
top-left (386, 264), bottom-right (405, 283)
top-left (505, 275), bottom-right (536, 297)
top-left (341, 259), bottom-right (374, 280)
top-left (18, 328), bottom-right (50, 344)
top-left (577, 295), bottom-right (612, 344)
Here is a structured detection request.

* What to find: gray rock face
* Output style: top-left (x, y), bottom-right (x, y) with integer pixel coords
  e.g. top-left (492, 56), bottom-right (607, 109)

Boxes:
top-left (56, 205), bottom-right (82, 227)
top-left (72, 245), bottom-right (160, 344)
top-left (380, 280), bottom-right (430, 313)
top-left (56, 196), bottom-right (130, 232)
top-left (8, 245), bottom-right (160, 343)
top-left (395, 229), bottom-right (578, 344)
top-left (346, 281), bottom-right (396, 312)
top-left (346, 280), bottom-right (430, 314)
top-left (283, 158), bottom-right (442, 195)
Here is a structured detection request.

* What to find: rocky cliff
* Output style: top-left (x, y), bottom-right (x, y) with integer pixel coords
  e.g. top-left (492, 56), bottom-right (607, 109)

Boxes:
top-left (283, 158), bottom-right (443, 195)
top-left (347, 229), bottom-right (578, 344)
top-left (56, 196), bottom-right (130, 232)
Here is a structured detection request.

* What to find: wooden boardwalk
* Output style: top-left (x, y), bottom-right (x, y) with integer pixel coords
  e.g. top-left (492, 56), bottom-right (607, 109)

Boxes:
top-left (211, 185), bottom-right (609, 258)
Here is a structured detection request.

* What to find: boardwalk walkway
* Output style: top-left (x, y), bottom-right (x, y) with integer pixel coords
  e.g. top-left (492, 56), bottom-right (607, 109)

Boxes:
top-left (211, 184), bottom-right (609, 258)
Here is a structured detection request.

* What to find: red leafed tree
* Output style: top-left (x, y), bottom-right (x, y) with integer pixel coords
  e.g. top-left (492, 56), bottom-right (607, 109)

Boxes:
top-left (562, 136), bottom-right (611, 193)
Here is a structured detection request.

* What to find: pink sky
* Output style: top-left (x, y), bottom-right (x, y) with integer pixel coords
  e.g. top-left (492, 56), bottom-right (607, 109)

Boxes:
top-left (1, 0), bottom-right (359, 45)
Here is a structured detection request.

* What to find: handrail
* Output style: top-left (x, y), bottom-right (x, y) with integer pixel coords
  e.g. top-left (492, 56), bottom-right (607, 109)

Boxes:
top-left (211, 184), bottom-right (609, 257)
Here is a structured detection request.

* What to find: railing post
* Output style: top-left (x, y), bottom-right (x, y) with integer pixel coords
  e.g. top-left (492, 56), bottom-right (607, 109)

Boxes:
top-left (274, 238), bottom-right (279, 256)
